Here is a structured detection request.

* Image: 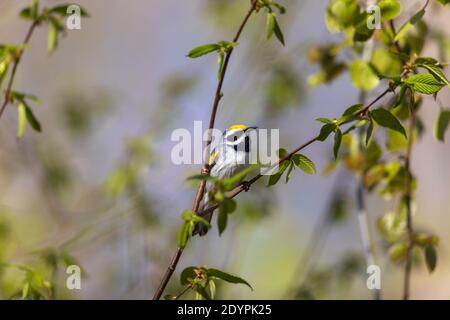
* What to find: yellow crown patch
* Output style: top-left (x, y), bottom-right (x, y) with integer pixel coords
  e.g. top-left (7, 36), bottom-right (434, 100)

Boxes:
top-left (227, 124), bottom-right (248, 131)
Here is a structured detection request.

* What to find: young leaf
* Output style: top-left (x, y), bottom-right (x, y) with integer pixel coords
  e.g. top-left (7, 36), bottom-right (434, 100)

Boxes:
top-left (273, 16), bottom-right (285, 46)
top-left (265, 13), bottom-right (276, 40)
top-left (206, 268), bottom-right (253, 290)
top-left (164, 294), bottom-right (177, 300)
top-left (366, 119), bottom-right (374, 146)
top-left (424, 245), bottom-right (437, 273)
top-left (49, 4), bottom-right (89, 16)
top-left (388, 242), bottom-right (408, 262)
top-left (217, 51), bottom-right (225, 80)
top-left (48, 20), bottom-right (59, 52)
top-left (416, 60), bottom-right (450, 88)
top-left (217, 205), bottom-right (228, 235)
top-left (434, 109), bottom-right (450, 142)
top-left (333, 129), bottom-right (342, 159)
top-left (177, 222), bottom-right (191, 249)
top-left (378, 0), bottom-right (401, 21)
top-left (17, 103), bottom-right (27, 139)
top-left (405, 74), bottom-right (445, 95)
top-left (394, 8), bottom-right (425, 42)
top-left (292, 154), bottom-right (316, 174)
top-left (371, 108), bottom-right (407, 138)
top-left (23, 102), bottom-right (41, 132)
top-left (285, 162), bottom-right (295, 183)
top-left (187, 44), bottom-right (220, 58)
top-left (342, 104), bottom-right (363, 117)
top-left (267, 160), bottom-right (289, 186)
top-left (318, 123), bottom-right (337, 141)
top-left (350, 60), bottom-right (379, 91)
top-left (180, 267), bottom-right (197, 285)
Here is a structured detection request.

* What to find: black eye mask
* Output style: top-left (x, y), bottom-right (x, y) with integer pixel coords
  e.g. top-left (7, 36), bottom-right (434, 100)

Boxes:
top-left (233, 136), bottom-right (238, 151)
top-left (245, 136), bottom-right (250, 152)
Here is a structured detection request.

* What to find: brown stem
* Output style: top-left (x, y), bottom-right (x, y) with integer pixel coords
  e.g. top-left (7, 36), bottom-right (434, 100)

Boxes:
top-left (403, 95), bottom-right (416, 300)
top-left (0, 21), bottom-right (38, 119)
top-left (152, 0), bottom-right (258, 300)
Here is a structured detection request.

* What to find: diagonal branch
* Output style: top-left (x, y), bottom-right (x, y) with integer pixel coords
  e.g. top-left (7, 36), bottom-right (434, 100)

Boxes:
top-left (0, 21), bottom-right (39, 120)
top-left (152, 0), bottom-right (258, 300)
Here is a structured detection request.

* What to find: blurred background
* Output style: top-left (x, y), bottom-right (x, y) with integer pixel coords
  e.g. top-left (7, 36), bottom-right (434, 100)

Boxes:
top-left (0, 0), bottom-right (449, 299)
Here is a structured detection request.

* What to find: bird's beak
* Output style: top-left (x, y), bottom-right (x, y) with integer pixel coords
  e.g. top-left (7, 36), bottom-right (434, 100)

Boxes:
top-left (244, 126), bottom-right (258, 132)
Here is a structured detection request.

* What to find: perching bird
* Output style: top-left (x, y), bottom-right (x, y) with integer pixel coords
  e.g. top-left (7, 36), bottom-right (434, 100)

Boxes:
top-left (193, 124), bottom-right (258, 236)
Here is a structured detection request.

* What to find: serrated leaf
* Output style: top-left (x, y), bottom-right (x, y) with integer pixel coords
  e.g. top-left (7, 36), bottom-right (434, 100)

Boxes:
top-left (187, 44), bottom-right (220, 58)
top-left (206, 268), bottom-right (253, 290)
top-left (333, 129), bottom-right (342, 159)
top-left (434, 109), bottom-right (450, 142)
top-left (405, 74), bottom-right (445, 95)
top-left (292, 154), bottom-right (316, 174)
top-left (371, 108), bottom-right (407, 138)
top-left (424, 245), bottom-right (437, 273)
top-left (416, 61), bottom-right (450, 88)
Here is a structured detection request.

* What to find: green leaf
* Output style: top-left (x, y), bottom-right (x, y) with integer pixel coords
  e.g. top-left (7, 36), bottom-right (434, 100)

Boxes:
top-left (434, 109), bottom-right (450, 142)
top-left (424, 245), bottom-right (437, 273)
top-left (17, 103), bottom-right (27, 139)
top-left (23, 102), bottom-right (41, 132)
top-left (285, 162), bottom-right (295, 183)
top-left (48, 21), bottom-right (59, 52)
top-left (405, 74), bottom-right (445, 95)
top-left (206, 268), bottom-right (253, 290)
top-left (333, 129), bottom-right (342, 159)
top-left (267, 160), bottom-right (289, 186)
top-left (342, 104), bottom-right (363, 117)
top-left (177, 222), bottom-right (191, 249)
top-left (371, 108), bottom-right (407, 138)
top-left (317, 123), bottom-right (337, 141)
top-left (217, 51), bottom-right (225, 80)
top-left (49, 4), bottom-right (90, 17)
top-left (180, 266), bottom-right (197, 285)
top-left (30, 0), bottom-right (39, 20)
top-left (164, 294), bottom-right (177, 300)
top-left (316, 117), bottom-right (334, 124)
top-left (187, 174), bottom-right (216, 182)
top-left (389, 242), bottom-right (408, 262)
top-left (378, 0), bottom-right (401, 21)
top-left (265, 13), bottom-right (276, 40)
top-left (350, 60), bottom-right (379, 91)
top-left (394, 9), bottom-right (425, 42)
top-left (416, 60), bottom-right (450, 88)
top-left (292, 154), bottom-right (316, 174)
top-left (217, 205), bottom-right (228, 235)
top-left (366, 119), bottom-right (374, 146)
top-left (221, 164), bottom-right (258, 190)
top-left (273, 16), bottom-right (285, 46)
top-left (187, 44), bottom-right (220, 58)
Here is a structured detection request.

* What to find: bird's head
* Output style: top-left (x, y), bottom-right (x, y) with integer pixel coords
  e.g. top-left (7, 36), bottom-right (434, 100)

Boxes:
top-left (223, 124), bottom-right (258, 152)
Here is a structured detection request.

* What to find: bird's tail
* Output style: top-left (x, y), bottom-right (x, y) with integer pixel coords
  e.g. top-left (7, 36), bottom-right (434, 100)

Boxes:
top-left (192, 202), bottom-right (215, 236)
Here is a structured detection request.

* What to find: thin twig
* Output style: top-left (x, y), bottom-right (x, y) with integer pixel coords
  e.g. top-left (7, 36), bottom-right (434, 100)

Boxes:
top-left (0, 21), bottom-right (38, 119)
top-left (152, 0), bottom-right (258, 300)
top-left (403, 94), bottom-right (416, 300)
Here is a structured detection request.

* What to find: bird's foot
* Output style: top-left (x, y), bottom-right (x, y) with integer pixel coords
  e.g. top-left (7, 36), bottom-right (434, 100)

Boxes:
top-left (240, 180), bottom-right (251, 192)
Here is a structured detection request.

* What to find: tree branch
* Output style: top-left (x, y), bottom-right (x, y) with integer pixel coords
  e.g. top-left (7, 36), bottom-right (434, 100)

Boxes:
top-left (0, 21), bottom-right (39, 120)
top-left (152, 0), bottom-right (258, 300)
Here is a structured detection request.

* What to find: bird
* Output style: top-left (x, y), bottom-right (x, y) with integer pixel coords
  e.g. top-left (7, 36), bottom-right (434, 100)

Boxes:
top-left (192, 124), bottom-right (258, 236)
